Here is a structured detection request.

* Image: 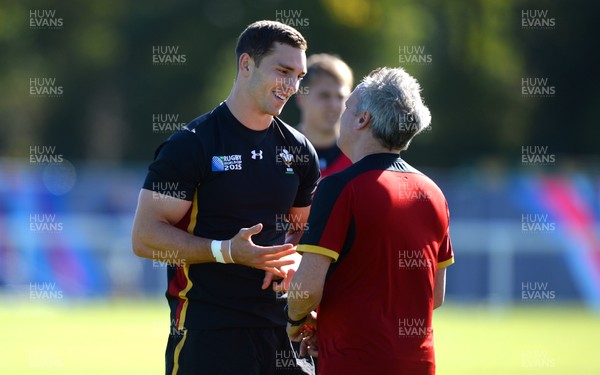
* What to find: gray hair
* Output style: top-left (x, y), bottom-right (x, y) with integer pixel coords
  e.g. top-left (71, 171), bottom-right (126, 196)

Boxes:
top-left (356, 67), bottom-right (431, 150)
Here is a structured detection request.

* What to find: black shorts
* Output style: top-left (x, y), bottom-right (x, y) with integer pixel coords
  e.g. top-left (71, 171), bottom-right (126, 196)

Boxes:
top-left (165, 326), bottom-right (314, 375)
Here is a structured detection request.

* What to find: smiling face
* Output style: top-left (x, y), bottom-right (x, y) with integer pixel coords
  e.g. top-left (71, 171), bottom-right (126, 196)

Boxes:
top-left (246, 42), bottom-right (307, 116)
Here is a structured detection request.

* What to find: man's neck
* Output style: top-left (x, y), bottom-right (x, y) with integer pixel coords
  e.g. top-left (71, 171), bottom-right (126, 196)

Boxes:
top-left (298, 122), bottom-right (338, 149)
top-left (349, 138), bottom-right (401, 163)
top-left (225, 87), bottom-right (273, 131)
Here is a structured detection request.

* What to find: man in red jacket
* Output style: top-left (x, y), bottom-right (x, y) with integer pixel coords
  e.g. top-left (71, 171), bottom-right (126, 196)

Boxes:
top-left (286, 67), bottom-right (454, 375)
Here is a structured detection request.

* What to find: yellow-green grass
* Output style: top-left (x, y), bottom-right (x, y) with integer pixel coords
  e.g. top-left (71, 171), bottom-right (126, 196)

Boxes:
top-left (1, 300), bottom-right (599, 374)
top-left (435, 304), bottom-right (600, 374)
top-left (0, 299), bottom-right (166, 375)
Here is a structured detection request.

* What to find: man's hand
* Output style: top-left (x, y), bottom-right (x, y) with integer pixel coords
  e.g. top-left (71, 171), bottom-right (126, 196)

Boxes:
top-left (299, 331), bottom-right (318, 358)
top-left (287, 311), bottom-right (317, 342)
top-left (261, 251), bottom-right (302, 290)
top-left (287, 312), bottom-right (318, 356)
top-left (229, 224), bottom-right (296, 278)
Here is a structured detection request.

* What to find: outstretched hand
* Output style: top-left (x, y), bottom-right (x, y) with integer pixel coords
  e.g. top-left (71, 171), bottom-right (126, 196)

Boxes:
top-left (229, 224), bottom-right (296, 278)
top-left (261, 251), bottom-right (302, 290)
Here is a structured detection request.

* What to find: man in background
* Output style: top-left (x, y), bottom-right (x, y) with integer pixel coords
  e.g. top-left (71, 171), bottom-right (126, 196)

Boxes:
top-left (286, 67), bottom-right (454, 375)
top-left (296, 54), bottom-right (353, 177)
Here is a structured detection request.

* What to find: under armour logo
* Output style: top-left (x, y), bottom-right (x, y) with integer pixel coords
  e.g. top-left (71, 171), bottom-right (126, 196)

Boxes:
top-left (251, 150), bottom-right (263, 160)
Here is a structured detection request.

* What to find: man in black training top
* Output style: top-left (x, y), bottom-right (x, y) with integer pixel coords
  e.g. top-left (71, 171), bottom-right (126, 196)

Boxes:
top-left (132, 20), bottom-right (320, 375)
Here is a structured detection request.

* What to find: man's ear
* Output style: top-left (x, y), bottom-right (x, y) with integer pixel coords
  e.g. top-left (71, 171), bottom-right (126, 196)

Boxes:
top-left (238, 53), bottom-right (253, 77)
top-left (356, 111), bottom-right (371, 130)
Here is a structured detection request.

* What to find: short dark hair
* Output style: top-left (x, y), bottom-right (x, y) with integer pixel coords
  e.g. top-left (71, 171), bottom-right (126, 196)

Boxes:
top-left (299, 53), bottom-right (353, 91)
top-left (235, 20), bottom-right (307, 70)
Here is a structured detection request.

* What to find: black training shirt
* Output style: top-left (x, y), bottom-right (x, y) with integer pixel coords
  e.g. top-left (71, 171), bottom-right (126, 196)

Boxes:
top-left (143, 102), bottom-right (320, 330)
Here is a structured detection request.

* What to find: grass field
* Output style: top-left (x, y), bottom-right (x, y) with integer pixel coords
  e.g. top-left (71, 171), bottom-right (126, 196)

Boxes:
top-left (1, 300), bottom-right (599, 374)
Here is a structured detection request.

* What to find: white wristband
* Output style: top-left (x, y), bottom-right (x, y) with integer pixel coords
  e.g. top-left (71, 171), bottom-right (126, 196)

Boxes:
top-left (227, 240), bottom-right (235, 264)
top-left (211, 240), bottom-right (225, 263)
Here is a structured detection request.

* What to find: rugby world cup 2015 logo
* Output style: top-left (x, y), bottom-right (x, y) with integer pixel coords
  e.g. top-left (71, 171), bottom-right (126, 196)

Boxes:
top-left (212, 156), bottom-right (225, 172)
top-left (211, 155), bottom-right (242, 172)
